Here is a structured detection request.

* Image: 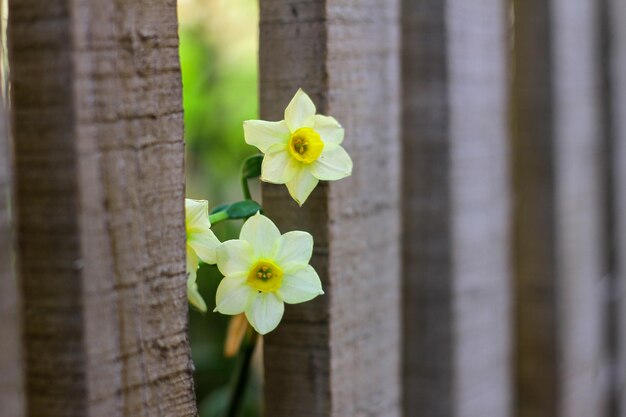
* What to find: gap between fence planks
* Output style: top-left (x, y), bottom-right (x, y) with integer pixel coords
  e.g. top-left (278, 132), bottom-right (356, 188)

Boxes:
top-left (513, 0), bottom-right (605, 416)
top-left (259, 0), bottom-right (402, 416)
top-left (8, 0), bottom-right (196, 416)
top-left (401, 1), bottom-right (511, 416)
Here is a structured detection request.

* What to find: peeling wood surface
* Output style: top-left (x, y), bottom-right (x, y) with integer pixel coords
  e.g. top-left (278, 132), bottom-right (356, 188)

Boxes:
top-left (9, 0), bottom-right (196, 416)
top-left (401, 1), bottom-right (511, 416)
top-left (513, 1), bottom-right (604, 416)
top-left (260, 0), bottom-right (402, 416)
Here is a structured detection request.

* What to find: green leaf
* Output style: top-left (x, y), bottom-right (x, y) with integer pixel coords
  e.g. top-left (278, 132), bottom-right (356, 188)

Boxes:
top-left (225, 200), bottom-right (262, 219)
top-left (241, 154), bottom-right (263, 180)
top-left (209, 200), bottom-right (262, 221)
top-left (209, 203), bottom-right (230, 215)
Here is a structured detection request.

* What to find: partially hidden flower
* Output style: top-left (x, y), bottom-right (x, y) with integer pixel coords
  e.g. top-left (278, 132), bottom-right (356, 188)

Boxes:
top-left (214, 212), bottom-right (324, 334)
top-left (186, 199), bottom-right (220, 312)
top-left (243, 88), bottom-right (353, 206)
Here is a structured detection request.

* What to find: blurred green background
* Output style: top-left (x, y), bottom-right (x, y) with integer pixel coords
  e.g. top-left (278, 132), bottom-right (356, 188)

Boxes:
top-left (178, 0), bottom-right (261, 415)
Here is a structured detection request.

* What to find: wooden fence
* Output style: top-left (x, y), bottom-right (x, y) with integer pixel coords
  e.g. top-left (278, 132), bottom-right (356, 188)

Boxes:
top-left (1, 0), bottom-right (625, 416)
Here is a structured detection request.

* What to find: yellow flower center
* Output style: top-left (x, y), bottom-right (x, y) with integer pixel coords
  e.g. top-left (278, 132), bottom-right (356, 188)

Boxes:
top-left (288, 127), bottom-right (324, 164)
top-left (247, 259), bottom-right (284, 292)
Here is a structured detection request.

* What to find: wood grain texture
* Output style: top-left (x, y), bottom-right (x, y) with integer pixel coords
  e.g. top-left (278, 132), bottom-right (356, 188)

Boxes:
top-left (259, 1), bottom-right (401, 416)
top-left (9, 0), bottom-right (196, 416)
top-left (513, 0), bottom-right (604, 416)
top-left (0, 83), bottom-right (24, 417)
top-left (609, 0), bottom-right (626, 414)
top-left (402, 1), bottom-right (511, 417)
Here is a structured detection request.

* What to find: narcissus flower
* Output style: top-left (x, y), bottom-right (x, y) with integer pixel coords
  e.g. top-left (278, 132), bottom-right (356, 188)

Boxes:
top-left (243, 88), bottom-right (353, 206)
top-left (186, 199), bottom-right (220, 312)
top-left (215, 213), bottom-right (324, 334)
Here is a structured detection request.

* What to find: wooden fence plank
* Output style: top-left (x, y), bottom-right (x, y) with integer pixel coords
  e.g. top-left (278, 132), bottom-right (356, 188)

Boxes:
top-left (8, 1), bottom-right (196, 416)
top-left (513, 1), bottom-right (604, 416)
top-left (259, 1), bottom-right (401, 416)
top-left (599, 0), bottom-right (619, 414)
top-left (609, 0), bottom-right (626, 414)
top-left (401, 1), bottom-right (511, 416)
top-left (0, 76), bottom-right (24, 417)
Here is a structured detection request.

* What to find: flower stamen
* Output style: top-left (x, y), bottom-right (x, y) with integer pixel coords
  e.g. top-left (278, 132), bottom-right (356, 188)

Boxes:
top-left (288, 127), bottom-right (324, 164)
top-left (247, 259), bottom-right (284, 292)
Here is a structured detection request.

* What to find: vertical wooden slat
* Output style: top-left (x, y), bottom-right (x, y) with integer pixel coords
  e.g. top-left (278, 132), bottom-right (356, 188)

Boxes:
top-left (513, 0), bottom-right (604, 416)
top-left (402, 1), bottom-right (511, 416)
top-left (9, 0), bottom-right (196, 416)
top-left (609, 0), bottom-right (626, 414)
top-left (259, 1), bottom-right (401, 416)
top-left (599, 0), bottom-right (618, 414)
top-left (0, 78), bottom-right (24, 417)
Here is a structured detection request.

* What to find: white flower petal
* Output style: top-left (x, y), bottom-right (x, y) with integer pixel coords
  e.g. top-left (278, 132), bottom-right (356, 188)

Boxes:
top-left (260, 144), bottom-right (300, 184)
top-left (188, 229), bottom-right (220, 265)
top-left (286, 167), bottom-right (319, 206)
top-left (217, 239), bottom-right (254, 276)
top-left (278, 265), bottom-right (324, 304)
top-left (274, 231), bottom-right (313, 267)
top-left (243, 120), bottom-right (290, 153)
top-left (187, 245), bottom-right (199, 274)
top-left (187, 264), bottom-right (197, 286)
top-left (240, 213), bottom-right (281, 258)
top-left (284, 88), bottom-right (316, 131)
top-left (186, 199), bottom-right (211, 229)
top-left (187, 272), bottom-right (208, 313)
top-left (245, 292), bottom-right (285, 335)
top-left (313, 115), bottom-right (344, 145)
top-left (311, 145), bottom-right (353, 181)
top-left (215, 274), bottom-right (254, 315)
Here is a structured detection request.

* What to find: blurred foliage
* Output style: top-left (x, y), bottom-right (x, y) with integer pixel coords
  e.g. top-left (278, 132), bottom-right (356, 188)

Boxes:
top-left (178, 0), bottom-right (261, 415)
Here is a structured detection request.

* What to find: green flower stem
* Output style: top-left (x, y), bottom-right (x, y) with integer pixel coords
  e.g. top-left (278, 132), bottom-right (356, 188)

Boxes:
top-left (225, 327), bottom-right (258, 417)
top-left (208, 210), bottom-right (229, 225)
top-left (240, 153), bottom-right (263, 201)
top-left (241, 175), bottom-right (252, 201)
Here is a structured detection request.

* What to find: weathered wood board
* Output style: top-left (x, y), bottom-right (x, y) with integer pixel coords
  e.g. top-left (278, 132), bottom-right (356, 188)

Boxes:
top-left (9, 0), bottom-right (196, 415)
top-left (609, 0), bottom-right (626, 414)
top-left (0, 73), bottom-right (23, 417)
top-left (402, 1), bottom-right (511, 416)
top-left (513, 0), bottom-right (604, 416)
top-left (260, 0), bottom-right (402, 416)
